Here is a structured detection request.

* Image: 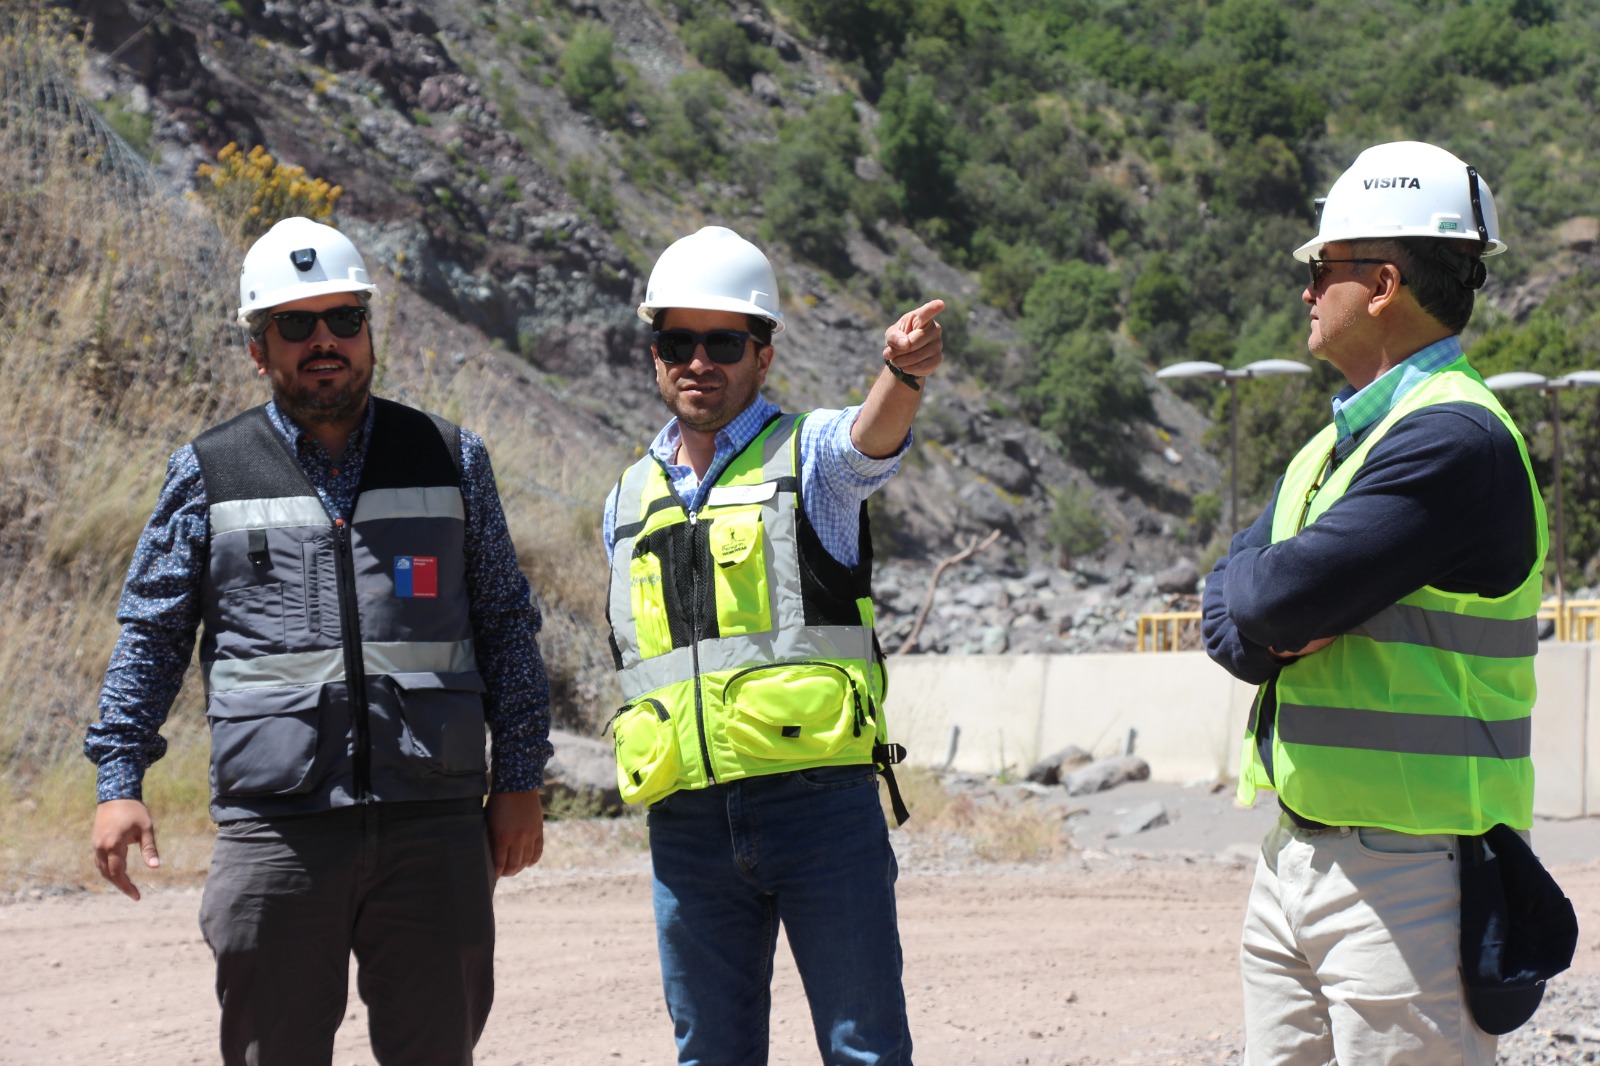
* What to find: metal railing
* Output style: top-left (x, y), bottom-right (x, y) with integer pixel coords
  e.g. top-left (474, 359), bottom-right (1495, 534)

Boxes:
top-left (1135, 611), bottom-right (1202, 652)
top-left (1136, 600), bottom-right (1600, 651)
top-left (1547, 599), bottom-right (1600, 642)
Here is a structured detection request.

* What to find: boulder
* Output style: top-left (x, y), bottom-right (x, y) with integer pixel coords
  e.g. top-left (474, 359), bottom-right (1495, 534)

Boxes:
top-left (1154, 559), bottom-right (1199, 595)
top-left (1559, 216), bottom-right (1600, 253)
top-left (1025, 744), bottom-right (1094, 785)
top-left (541, 728), bottom-right (623, 815)
top-left (1063, 755), bottom-right (1151, 796)
top-left (1113, 800), bottom-right (1170, 837)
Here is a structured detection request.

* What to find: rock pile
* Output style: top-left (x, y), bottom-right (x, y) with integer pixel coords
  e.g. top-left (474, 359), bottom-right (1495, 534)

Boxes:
top-left (874, 558), bottom-right (1204, 656)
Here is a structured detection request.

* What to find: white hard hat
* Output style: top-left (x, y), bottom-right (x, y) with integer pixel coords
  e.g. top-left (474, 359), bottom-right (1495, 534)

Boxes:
top-left (637, 226), bottom-right (784, 335)
top-left (237, 217), bottom-right (377, 325)
top-left (1294, 141), bottom-right (1507, 263)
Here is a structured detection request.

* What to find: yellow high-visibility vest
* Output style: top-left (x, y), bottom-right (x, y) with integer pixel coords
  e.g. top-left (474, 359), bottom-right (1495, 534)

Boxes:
top-left (1238, 357), bottom-right (1547, 834)
top-left (607, 414), bottom-right (887, 806)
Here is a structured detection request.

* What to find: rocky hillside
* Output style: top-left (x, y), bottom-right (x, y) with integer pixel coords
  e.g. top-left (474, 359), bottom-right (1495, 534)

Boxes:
top-left (50, 0), bottom-right (1244, 658)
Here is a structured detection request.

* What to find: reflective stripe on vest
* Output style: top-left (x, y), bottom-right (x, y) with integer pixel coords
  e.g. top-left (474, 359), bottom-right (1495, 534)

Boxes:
top-left (203, 639), bottom-right (480, 693)
top-left (1238, 358), bottom-right (1547, 834)
top-left (607, 414), bottom-right (883, 804)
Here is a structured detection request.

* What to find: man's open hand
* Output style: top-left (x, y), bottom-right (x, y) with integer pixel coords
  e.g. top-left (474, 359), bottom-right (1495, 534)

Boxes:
top-left (92, 799), bottom-right (160, 901)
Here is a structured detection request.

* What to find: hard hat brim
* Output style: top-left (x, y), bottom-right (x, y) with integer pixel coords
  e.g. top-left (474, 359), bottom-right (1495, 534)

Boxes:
top-left (237, 278), bottom-right (378, 326)
top-left (1293, 232), bottom-right (1507, 263)
top-left (637, 295), bottom-right (785, 335)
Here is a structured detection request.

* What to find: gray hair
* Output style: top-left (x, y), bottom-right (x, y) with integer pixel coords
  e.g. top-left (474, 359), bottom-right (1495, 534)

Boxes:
top-left (245, 290), bottom-right (375, 340)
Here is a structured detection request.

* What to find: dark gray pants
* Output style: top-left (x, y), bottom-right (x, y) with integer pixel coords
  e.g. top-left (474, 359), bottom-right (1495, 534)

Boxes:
top-left (198, 799), bottom-right (495, 1066)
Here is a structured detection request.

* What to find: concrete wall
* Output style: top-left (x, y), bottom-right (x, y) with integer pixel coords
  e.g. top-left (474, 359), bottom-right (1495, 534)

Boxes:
top-left (885, 649), bottom-right (1595, 818)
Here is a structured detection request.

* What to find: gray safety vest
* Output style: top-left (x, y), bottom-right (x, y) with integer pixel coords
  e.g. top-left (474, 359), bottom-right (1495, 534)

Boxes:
top-left (191, 399), bottom-right (488, 821)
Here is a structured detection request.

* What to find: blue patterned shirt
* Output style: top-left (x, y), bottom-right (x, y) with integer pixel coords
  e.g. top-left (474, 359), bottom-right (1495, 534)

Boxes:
top-left (602, 396), bottom-right (909, 563)
top-left (85, 399), bottom-right (552, 802)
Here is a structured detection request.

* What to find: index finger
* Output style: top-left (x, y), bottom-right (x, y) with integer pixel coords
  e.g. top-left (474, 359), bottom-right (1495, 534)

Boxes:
top-left (99, 848), bottom-right (140, 901)
top-left (905, 299), bottom-right (946, 332)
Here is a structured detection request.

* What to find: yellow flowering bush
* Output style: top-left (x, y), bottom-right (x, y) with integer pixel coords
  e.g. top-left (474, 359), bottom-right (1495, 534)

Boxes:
top-left (194, 142), bottom-right (343, 243)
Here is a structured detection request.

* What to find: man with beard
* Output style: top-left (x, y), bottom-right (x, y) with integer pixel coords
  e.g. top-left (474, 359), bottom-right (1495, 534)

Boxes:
top-left (603, 226), bottom-right (941, 1065)
top-left (85, 217), bottom-right (550, 1065)
top-left (1202, 142), bottom-right (1547, 1063)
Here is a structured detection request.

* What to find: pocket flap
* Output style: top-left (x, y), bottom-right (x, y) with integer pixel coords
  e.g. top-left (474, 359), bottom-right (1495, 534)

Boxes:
top-left (387, 670), bottom-right (487, 694)
top-left (709, 511), bottom-right (761, 568)
top-left (207, 683), bottom-right (323, 721)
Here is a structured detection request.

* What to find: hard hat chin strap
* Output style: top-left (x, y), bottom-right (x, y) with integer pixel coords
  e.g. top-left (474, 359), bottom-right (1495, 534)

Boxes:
top-left (1466, 165), bottom-right (1489, 245)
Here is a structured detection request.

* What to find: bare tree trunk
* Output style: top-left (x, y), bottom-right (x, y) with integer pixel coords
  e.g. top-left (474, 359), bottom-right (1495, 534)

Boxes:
top-left (894, 529), bottom-right (1001, 655)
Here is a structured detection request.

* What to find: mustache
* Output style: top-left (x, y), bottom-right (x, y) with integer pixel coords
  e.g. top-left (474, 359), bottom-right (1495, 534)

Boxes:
top-left (297, 350), bottom-right (351, 370)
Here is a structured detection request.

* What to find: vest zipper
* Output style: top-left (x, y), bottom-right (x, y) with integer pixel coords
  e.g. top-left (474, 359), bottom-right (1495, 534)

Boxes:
top-left (688, 510), bottom-right (716, 784)
top-left (334, 518), bottom-right (373, 801)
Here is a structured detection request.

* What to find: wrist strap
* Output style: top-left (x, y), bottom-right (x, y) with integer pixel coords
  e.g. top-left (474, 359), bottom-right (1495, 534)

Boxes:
top-left (884, 359), bottom-right (922, 392)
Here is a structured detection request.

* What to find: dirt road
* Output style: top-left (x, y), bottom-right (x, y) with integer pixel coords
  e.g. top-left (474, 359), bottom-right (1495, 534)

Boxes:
top-left (4, 833), bottom-right (1598, 1065)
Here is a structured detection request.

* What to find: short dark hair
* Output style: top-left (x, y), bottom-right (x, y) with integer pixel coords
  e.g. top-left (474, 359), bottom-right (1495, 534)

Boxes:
top-left (651, 310), bottom-right (775, 347)
top-left (1351, 237), bottom-right (1486, 333)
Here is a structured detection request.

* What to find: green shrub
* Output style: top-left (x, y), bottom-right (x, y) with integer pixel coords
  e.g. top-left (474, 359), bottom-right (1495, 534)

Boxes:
top-left (761, 94), bottom-right (862, 273)
top-left (1020, 262), bottom-right (1122, 346)
top-left (1047, 484), bottom-right (1107, 567)
top-left (560, 22), bottom-right (626, 127)
top-left (876, 63), bottom-right (962, 222)
top-left (1024, 330), bottom-right (1151, 482)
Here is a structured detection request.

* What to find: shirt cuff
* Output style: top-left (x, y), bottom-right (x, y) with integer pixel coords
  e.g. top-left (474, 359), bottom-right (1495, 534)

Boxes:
top-left (490, 740), bottom-right (553, 794)
top-left (95, 756), bottom-right (147, 804)
top-left (843, 419), bottom-right (913, 476)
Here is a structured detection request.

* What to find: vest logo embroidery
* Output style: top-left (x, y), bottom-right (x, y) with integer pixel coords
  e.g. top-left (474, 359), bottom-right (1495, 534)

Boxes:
top-left (393, 556), bottom-right (438, 598)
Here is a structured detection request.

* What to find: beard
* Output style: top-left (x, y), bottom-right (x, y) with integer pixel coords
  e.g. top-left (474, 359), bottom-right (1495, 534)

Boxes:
top-left (659, 367), bottom-right (763, 434)
top-left (271, 354), bottom-right (373, 428)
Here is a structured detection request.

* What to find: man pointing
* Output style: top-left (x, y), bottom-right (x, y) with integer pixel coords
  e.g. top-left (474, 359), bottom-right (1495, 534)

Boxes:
top-left (603, 226), bottom-right (941, 1064)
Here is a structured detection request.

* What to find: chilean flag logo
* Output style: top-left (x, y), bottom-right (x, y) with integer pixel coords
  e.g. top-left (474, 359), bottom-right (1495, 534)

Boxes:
top-left (393, 556), bottom-right (438, 598)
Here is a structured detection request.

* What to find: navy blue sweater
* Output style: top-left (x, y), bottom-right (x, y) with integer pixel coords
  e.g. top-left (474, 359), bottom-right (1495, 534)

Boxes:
top-left (1203, 401), bottom-right (1541, 812)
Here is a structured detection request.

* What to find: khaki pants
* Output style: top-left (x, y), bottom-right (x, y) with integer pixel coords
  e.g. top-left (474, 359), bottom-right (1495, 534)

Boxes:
top-left (1240, 814), bottom-right (1495, 1066)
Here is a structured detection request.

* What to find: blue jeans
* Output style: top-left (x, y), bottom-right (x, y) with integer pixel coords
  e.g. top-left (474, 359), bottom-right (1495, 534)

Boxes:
top-left (647, 764), bottom-right (912, 1066)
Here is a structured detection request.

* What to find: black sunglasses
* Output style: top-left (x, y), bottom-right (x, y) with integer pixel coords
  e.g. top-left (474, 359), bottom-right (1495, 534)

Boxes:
top-left (271, 306), bottom-right (368, 342)
top-left (1306, 258), bottom-right (1406, 290)
top-left (652, 328), bottom-right (753, 366)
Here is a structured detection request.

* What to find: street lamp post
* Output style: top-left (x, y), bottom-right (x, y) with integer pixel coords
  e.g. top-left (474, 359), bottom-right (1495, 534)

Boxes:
top-left (1484, 369), bottom-right (1600, 635)
top-left (1156, 358), bottom-right (1313, 534)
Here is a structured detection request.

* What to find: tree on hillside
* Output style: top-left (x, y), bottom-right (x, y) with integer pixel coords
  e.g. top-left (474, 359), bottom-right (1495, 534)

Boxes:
top-left (876, 63), bottom-right (963, 225)
top-left (762, 94), bottom-right (863, 273)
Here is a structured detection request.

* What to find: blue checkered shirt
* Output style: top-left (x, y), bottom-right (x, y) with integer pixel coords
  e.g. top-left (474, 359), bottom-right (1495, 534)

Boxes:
top-left (85, 399), bottom-right (552, 802)
top-left (602, 396), bottom-right (909, 565)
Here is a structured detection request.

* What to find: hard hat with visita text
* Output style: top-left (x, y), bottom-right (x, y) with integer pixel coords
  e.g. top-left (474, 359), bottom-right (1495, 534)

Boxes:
top-left (1294, 141), bottom-right (1507, 264)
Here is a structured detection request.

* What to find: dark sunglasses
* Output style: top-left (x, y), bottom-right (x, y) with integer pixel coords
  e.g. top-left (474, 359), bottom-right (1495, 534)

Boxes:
top-left (1306, 258), bottom-right (1405, 290)
top-left (652, 328), bottom-right (753, 366)
top-left (271, 306), bottom-right (368, 342)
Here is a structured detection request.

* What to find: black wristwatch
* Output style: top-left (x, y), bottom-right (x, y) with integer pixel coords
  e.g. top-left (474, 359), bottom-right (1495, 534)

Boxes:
top-left (884, 359), bottom-right (922, 392)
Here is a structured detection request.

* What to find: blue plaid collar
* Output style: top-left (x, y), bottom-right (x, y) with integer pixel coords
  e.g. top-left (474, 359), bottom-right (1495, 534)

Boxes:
top-left (649, 397), bottom-right (781, 509)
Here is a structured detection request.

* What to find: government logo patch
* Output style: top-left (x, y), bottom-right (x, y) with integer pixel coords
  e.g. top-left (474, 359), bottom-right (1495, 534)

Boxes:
top-left (393, 556), bottom-right (438, 598)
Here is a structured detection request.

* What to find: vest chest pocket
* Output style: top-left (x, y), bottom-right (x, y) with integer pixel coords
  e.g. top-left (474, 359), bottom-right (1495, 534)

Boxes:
top-left (629, 550), bottom-right (674, 659)
top-left (708, 508), bottom-right (771, 636)
top-left (206, 685), bottom-right (322, 798)
top-left (387, 671), bottom-right (489, 776)
top-left (211, 582), bottom-right (288, 659)
top-left (722, 661), bottom-right (864, 761)
top-left (610, 698), bottom-right (680, 805)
